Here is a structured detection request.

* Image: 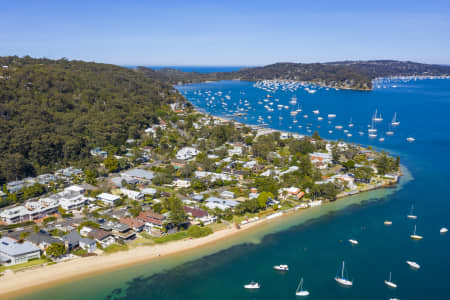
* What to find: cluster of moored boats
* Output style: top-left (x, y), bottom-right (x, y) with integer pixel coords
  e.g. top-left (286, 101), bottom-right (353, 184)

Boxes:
top-left (243, 205), bottom-right (447, 298)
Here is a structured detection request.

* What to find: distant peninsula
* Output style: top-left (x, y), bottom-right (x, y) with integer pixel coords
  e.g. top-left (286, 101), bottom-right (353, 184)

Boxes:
top-left (137, 60), bottom-right (450, 91)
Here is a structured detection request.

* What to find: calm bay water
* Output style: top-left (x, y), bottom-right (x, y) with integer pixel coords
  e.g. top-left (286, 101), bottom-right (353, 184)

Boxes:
top-left (14, 78), bottom-right (450, 300)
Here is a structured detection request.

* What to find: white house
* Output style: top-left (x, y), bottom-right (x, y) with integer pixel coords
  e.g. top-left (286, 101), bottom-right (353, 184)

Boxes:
top-left (0, 237), bottom-right (41, 266)
top-left (220, 191), bottom-right (235, 199)
top-left (173, 179), bottom-right (191, 188)
top-left (228, 146), bottom-right (243, 156)
top-left (120, 188), bottom-right (145, 200)
top-left (176, 147), bottom-right (200, 160)
top-left (79, 238), bottom-right (97, 253)
top-left (97, 193), bottom-right (121, 205)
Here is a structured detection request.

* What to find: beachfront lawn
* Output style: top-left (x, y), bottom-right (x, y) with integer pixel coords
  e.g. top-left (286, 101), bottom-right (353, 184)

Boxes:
top-left (129, 237), bottom-right (155, 248)
top-left (103, 243), bottom-right (129, 254)
top-left (207, 222), bottom-right (228, 232)
top-left (152, 231), bottom-right (188, 244)
top-left (0, 258), bottom-right (50, 273)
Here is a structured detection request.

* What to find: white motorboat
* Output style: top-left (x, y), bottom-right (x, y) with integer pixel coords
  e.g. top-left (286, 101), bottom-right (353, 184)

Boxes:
top-left (406, 137), bottom-right (415, 142)
top-left (379, 137), bottom-right (385, 142)
top-left (328, 114), bottom-right (336, 118)
top-left (295, 278), bottom-right (310, 296)
top-left (440, 227), bottom-right (448, 234)
top-left (410, 225), bottom-right (423, 240)
top-left (384, 272), bottom-right (397, 288)
top-left (273, 264), bottom-right (289, 271)
top-left (334, 261), bottom-right (353, 287)
top-left (244, 281), bottom-right (260, 289)
top-left (313, 109), bottom-right (320, 114)
top-left (384, 220), bottom-right (392, 226)
top-left (386, 131), bottom-right (394, 136)
top-left (348, 239), bottom-right (359, 245)
top-left (406, 260), bottom-right (420, 269)
top-left (407, 205), bottom-right (417, 219)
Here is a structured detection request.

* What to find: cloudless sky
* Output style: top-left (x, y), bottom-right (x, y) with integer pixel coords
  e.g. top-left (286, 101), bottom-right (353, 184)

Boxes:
top-left (1, 0), bottom-right (450, 66)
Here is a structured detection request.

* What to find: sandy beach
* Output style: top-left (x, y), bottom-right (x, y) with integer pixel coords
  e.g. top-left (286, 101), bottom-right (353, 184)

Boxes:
top-left (0, 215), bottom-right (271, 299)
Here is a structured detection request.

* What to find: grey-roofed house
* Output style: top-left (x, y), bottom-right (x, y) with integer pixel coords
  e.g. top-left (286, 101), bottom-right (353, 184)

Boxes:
top-left (0, 237), bottom-right (41, 266)
top-left (101, 221), bottom-right (136, 241)
top-left (121, 168), bottom-right (154, 183)
top-left (62, 230), bottom-right (82, 251)
top-left (26, 231), bottom-right (61, 251)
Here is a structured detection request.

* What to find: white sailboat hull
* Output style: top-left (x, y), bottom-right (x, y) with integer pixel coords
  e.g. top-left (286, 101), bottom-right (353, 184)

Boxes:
top-left (335, 277), bottom-right (353, 286)
top-left (296, 291), bottom-right (310, 296)
top-left (384, 280), bottom-right (397, 288)
top-left (406, 261), bottom-right (420, 269)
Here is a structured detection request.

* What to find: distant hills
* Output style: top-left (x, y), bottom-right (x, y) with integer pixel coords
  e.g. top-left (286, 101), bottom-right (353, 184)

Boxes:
top-left (137, 60), bottom-right (450, 91)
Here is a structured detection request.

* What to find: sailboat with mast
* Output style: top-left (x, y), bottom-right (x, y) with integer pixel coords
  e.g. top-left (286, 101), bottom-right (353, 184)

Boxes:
top-left (391, 112), bottom-right (400, 126)
top-left (295, 277), bottom-right (310, 296)
top-left (410, 225), bottom-right (423, 240)
top-left (373, 109), bottom-right (383, 122)
top-left (334, 261), bottom-right (353, 287)
top-left (407, 205), bottom-right (417, 219)
top-left (384, 272), bottom-right (398, 288)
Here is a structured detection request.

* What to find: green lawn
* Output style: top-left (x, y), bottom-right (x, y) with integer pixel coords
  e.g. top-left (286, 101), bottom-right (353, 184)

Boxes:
top-left (152, 231), bottom-right (188, 244)
top-left (207, 222), bottom-right (228, 232)
top-left (102, 243), bottom-right (129, 254)
top-left (0, 258), bottom-right (50, 273)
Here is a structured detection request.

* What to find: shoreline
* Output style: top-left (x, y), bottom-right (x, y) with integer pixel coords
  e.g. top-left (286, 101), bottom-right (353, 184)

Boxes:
top-left (0, 88), bottom-right (406, 299)
top-left (0, 165), bottom-right (410, 300)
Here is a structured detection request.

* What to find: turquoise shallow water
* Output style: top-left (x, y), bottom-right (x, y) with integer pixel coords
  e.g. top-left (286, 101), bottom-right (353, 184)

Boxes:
top-left (13, 78), bottom-right (450, 300)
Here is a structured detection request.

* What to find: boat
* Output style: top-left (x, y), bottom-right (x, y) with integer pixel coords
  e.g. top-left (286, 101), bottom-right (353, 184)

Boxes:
top-left (440, 227), bottom-right (448, 234)
top-left (313, 109), bottom-right (320, 114)
top-left (386, 131), bottom-right (394, 136)
top-left (328, 114), bottom-right (336, 118)
top-left (348, 239), bottom-right (358, 245)
top-left (295, 277), bottom-right (310, 297)
top-left (391, 112), bottom-right (400, 126)
top-left (317, 117), bottom-right (323, 121)
top-left (334, 261), bottom-right (353, 287)
top-left (369, 133), bottom-right (377, 138)
top-left (335, 125), bottom-right (343, 130)
top-left (348, 118), bottom-right (354, 128)
top-left (373, 109), bottom-right (383, 122)
top-left (406, 260), bottom-right (420, 269)
top-left (244, 281), bottom-right (260, 289)
top-left (407, 205), bottom-right (417, 219)
top-left (384, 220), bottom-right (392, 226)
top-left (379, 137), bottom-right (385, 142)
top-left (406, 137), bottom-right (415, 142)
top-left (384, 272), bottom-right (397, 288)
top-left (410, 225), bottom-right (423, 240)
top-left (273, 264), bottom-right (289, 271)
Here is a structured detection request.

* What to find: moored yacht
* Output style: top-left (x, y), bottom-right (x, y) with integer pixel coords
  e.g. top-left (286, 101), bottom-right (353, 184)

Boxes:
top-left (295, 278), bottom-right (310, 296)
top-left (407, 205), bottom-right (417, 219)
top-left (348, 239), bottom-right (358, 245)
top-left (273, 264), bottom-right (289, 271)
top-left (406, 137), bottom-right (415, 142)
top-left (406, 260), bottom-right (420, 269)
top-left (334, 261), bottom-right (353, 287)
top-left (244, 281), bottom-right (260, 289)
top-left (410, 225), bottom-right (423, 240)
top-left (440, 227), bottom-right (448, 234)
top-left (384, 272), bottom-right (397, 288)
top-left (391, 112), bottom-right (400, 126)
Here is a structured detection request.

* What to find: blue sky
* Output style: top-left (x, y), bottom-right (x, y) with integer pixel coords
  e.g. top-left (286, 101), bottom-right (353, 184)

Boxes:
top-left (1, 0), bottom-right (450, 66)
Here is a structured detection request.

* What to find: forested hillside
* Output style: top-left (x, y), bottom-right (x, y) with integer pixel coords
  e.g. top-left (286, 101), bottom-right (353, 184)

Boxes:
top-left (138, 60), bottom-right (450, 90)
top-left (0, 56), bottom-right (183, 183)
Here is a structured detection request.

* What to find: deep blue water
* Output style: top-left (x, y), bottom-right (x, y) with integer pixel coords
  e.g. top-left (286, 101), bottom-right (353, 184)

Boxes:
top-left (15, 78), bottom-right (450, 300)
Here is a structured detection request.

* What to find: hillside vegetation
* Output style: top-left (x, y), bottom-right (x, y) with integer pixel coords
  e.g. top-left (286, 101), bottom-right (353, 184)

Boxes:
top-left (0, 56), bottom-right (183, 183)
top-left (138, 60), bottom-right (450, 90)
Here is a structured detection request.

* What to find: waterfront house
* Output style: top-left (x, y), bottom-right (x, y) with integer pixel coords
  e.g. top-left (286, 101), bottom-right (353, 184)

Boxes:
top-left (204, 197), bottom-right (239, 210)
top-left (0, 237), bottom-right (41, 266)
top-left (87, 229), bottom-right (115, 248)
top-left (79, 238), bottom-right (97, 253)
top-left (62, 230), bottom-right (83, 251)
top-left (183, 206), bottom-right (216, 225)
top-left (101, 221), bottom-right (136, 241)
top-left (26, 231), bottom-right (61, 252)
top-left (137, 211), bottom-right (166, 231)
